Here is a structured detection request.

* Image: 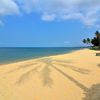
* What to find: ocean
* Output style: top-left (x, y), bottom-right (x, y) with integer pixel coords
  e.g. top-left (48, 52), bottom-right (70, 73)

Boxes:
top-left (0, 47), bottom-right (84, 64)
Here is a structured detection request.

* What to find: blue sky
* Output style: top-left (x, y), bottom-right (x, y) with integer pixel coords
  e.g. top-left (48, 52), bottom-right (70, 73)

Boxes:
top-left (0, 0), bottom-right (100, 47)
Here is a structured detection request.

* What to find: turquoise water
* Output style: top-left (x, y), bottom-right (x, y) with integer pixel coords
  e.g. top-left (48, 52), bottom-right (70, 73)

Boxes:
top-left (0, 47), bottom-right (84, 64)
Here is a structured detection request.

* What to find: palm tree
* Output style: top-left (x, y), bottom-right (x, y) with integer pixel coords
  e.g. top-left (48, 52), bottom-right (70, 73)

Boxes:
top-left (91, 37), bottom-right (99, 46)
top-left (95, 31), bottom-right (100, 48)
top-left (83, 39), bottom-right (87, 44)
top-left (83, 38), bottom-right (91, 46)
top-left (86, 38), bottom-right (92, 46)
top-left (87, 38), bottom-right (91, 44)
top-left (82, 31), bottom-right (100, 49)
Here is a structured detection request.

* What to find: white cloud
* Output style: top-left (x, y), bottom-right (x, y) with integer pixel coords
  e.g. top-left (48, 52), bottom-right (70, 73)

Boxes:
top-left (96, 25), bottom-right (100, 29)
top-left (0, 0), bottom-right (19, 16)
top-left (15, 0), bottom-right (39, 13)
top-left (0, 0), bottom-right (20, 25)
top-left (0, 0), bottom-right (100, 26)
top-left (41, 13), bottom-right (56, 21)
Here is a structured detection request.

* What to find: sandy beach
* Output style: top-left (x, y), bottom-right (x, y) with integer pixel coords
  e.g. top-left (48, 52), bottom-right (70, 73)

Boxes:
top-left (0, 49), bottom-right (100, 100)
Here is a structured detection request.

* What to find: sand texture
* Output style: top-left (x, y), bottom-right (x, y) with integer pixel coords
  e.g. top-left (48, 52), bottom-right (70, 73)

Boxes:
top-left (0, 49), bottom-right (100, 100)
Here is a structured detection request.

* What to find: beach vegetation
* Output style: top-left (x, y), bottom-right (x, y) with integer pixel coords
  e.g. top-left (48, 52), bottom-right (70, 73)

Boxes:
top-left (82, 31), bottom-right (100, 50)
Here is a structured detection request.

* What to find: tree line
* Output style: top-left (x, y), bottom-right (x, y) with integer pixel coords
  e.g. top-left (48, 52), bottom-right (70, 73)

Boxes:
top-left (83, 31), bottom-right (100, 49)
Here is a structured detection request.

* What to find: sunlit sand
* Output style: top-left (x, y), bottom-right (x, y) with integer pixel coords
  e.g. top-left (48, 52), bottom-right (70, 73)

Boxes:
top-left (0, 49), bottom-right (100, 100)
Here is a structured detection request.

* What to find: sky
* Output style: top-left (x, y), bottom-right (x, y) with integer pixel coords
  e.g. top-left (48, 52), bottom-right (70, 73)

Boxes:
top-left (0, 0), bottom-right (100, 47)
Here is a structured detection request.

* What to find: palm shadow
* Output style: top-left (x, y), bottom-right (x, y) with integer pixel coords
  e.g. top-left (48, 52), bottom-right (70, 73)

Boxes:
top-left (39, 58), bottom-right (90, 74)
top-left (54, 63), bottom-right (89, 74)
top-left (49, 63), bottom-right (88, 91)
top-left (5, 57), bottom-right (100, 99)
top-left (7, 57), bottom-right (89, 89)
top-left (37, 58), bottom-right (89, 89)
top-left (16, 64), bottom-right (41, 84)
top-left (98, 64), bottom-right (100, 68)
top-left (83, 84), bottom-right (100, 100)
top-left (7, 62), bottom-right (38, 73)
top-left (40, 65), bottom-right (53, 87)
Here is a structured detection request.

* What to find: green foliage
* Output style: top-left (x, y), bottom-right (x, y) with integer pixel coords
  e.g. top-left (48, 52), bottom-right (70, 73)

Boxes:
top-left (82, 38), bottom-right (91, 45)
top-left (83, 39), bottom-right (87, 44)
top-left (90, 46), bottom-right (100, 50)
top-left (91, 37), bottom-right (99, 46)
top-left (82, 31), bottom-right (100, 48)
top-left (87, 38), bottom-right (91, 44)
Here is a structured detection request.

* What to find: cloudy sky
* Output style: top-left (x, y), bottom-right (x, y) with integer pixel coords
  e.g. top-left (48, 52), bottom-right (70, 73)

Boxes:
top-left (0, 0), bottom-right (100, 47)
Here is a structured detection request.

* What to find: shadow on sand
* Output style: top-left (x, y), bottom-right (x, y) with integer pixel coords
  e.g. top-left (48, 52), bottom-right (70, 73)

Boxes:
top-left (83, 84), bottom-right (100, 100)
top-left (40, 65), bottom-right (53, 87)
top-left (98, 64), bottom-right (100, 68)
top-left (5, 57), bottom-right (100, 100)
top-left (6, 57), bottom-right (90, 89)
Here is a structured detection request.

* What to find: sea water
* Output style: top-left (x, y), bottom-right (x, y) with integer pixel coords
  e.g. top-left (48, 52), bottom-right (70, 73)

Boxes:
top-left (0, 47), bottom-right (84, 64)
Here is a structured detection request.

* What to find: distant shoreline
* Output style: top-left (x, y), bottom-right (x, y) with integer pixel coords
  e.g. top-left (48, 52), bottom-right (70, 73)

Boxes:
top-left (0, 47), bottom-right (86, 65)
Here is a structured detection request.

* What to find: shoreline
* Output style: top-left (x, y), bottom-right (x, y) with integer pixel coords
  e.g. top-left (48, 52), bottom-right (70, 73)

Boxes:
top-left (0, 48), bottom-right (86, 65)
top-left (0, 49), bottom-right (100, 100)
